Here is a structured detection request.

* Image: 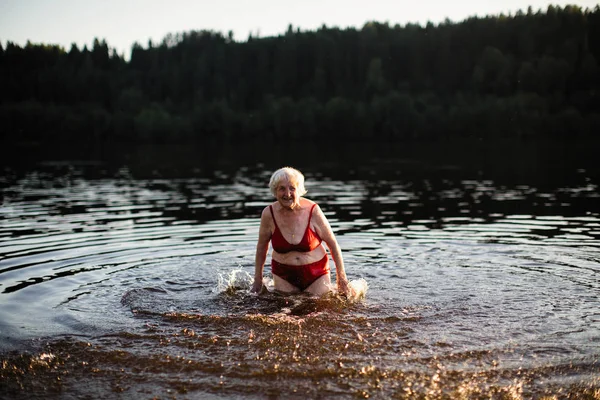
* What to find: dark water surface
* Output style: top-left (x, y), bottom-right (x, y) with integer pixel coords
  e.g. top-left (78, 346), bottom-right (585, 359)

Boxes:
top-left (1, 140), bottom-right (599, 399)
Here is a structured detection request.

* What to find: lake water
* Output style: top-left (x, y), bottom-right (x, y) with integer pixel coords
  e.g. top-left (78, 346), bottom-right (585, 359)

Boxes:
top-left (1, 141), bottom-right (599, 399)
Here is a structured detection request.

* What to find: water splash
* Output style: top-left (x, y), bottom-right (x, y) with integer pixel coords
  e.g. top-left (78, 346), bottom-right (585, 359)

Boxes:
top-left (216, 268), bottom-right (253, 294)
top-left (346, 278), bottom-right (369, 302)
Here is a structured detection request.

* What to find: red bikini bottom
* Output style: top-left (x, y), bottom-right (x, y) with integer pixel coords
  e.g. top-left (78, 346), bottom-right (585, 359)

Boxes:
top-left (271, 255), bottom-right (330, 290)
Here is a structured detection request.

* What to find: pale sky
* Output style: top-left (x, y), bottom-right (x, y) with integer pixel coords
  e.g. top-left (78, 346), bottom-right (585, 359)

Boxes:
top-left (1, 0), bottom-right (598, 57)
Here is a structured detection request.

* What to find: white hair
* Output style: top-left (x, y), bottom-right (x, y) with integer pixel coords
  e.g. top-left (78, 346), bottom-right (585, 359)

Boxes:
top-left (268, 167), bottom-right (307, 197)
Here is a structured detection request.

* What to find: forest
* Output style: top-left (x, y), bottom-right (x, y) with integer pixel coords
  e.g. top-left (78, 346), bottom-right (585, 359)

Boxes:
top-left (0, 4), bottom-right (599, 144)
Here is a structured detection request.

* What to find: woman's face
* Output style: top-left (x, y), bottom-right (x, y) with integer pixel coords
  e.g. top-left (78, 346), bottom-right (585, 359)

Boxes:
top-left (276, 178), bottom-right (300, 209)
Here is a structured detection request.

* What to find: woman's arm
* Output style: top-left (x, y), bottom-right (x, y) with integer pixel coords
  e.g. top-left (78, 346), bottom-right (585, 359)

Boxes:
top-left (252, 207), bottom-right (272, 293)
top-left (312, 204), bottom-right (350, 295)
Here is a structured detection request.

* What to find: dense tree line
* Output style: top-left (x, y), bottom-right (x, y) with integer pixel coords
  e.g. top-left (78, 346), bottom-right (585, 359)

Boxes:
top-left (1, 4), bottom-right (599, 144)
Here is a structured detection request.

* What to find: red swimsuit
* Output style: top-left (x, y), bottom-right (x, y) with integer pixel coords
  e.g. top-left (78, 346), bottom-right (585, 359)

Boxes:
top-left (269, 204), bottom-right (330, 290)
top-left (270, 204), bottom-right (322, 253)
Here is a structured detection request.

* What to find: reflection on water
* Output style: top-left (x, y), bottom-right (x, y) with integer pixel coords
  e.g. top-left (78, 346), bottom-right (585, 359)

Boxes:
top-left (1, 142), bottom-right (599, 398)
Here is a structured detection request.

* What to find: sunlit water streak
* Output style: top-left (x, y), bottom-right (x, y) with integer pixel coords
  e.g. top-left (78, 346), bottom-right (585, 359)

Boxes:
top-left (1, 161), bottom-right (599, 399)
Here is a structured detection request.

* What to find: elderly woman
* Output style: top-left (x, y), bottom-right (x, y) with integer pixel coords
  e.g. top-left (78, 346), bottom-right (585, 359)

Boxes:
top-left (252, 167), bottom-right (350, 296)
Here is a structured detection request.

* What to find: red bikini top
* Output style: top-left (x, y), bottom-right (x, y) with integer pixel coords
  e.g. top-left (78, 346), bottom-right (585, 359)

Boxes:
top-left (269, 204), bottom-right (322, 253)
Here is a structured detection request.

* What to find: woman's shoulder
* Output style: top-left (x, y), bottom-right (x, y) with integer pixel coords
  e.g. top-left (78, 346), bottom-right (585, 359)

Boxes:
top-left (261, 203), bottom-right (275, 218)
top-left (300, 198), bottom-right (320, 211)
top-left (300, 197), bottom-right (318, 206)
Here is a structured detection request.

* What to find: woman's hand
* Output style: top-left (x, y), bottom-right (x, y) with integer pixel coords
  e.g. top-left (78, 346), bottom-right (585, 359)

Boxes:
top-left (337, 278), bottom-right (352, 297)
top-left (251, 279), bottom-right (264, 294)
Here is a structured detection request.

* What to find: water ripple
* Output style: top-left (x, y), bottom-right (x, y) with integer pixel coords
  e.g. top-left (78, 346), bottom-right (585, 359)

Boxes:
top-left (1, 163), bottom-right (599, 398)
